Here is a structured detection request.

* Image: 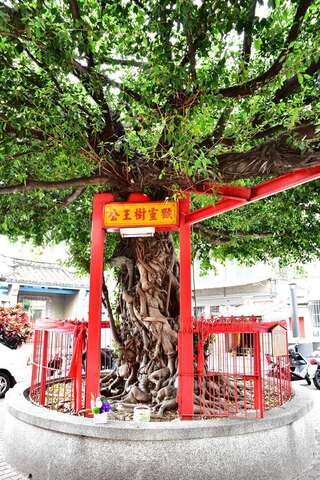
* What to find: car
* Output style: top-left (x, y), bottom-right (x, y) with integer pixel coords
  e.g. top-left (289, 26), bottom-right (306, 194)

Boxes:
top-left (0, 342), bottom-right (32, 398)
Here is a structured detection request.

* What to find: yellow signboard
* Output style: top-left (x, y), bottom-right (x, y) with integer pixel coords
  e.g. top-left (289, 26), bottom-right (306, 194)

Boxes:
top-left (104, 201), bottom-right (179, 228)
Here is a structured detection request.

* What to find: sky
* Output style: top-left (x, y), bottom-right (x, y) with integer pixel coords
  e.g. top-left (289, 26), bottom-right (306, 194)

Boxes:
top-left (0, 235), bottom-right (68, 263)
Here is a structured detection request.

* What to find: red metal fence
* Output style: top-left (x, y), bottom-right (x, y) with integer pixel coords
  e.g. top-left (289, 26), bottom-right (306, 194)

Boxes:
top-left (30, 316), bottom-right (291, 419)
top-left (193, 316), bottom-right (292, 419)
top-left (29, 320), bottom-right (111, 414)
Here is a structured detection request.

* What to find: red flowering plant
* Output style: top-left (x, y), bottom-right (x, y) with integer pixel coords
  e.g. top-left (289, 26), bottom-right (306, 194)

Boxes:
top-left (0, 304), bottom-right (32, 349)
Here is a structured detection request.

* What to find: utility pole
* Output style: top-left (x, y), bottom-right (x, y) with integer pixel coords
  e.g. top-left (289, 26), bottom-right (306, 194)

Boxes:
top-left (289, 283), bottom-right (299, 339)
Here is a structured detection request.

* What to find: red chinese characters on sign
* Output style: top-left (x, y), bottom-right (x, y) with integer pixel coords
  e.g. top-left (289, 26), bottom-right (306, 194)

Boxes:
top-left (161, 207), bottom-right (172, 219)
top-left (135, 208), bottom-right (146, 221)
top-left (106, 208), bottom-right (120, 222)
top-left (104, 201), bottom-right (178, 228)
top-left (148, 208), bottom-right (157, 221)
top-left (123, 209), bottom-right (131, 221)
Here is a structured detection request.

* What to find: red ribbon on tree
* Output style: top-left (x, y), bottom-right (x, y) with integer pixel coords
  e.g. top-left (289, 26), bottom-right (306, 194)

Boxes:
top-left (68, 323), bottom-right (87, 380)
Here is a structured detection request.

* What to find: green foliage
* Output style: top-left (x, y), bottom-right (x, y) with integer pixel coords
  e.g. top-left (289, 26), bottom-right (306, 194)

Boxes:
top-left (0, 0), bottom-right (320, 272)
top-left (195, 181), bottom-right (320, 271)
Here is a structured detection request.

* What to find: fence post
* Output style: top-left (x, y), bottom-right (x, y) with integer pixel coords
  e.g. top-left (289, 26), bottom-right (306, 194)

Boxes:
top-left (30, 329), bottom-right (40, 401)
top-left (72, 333), bottom-right (84, 413)
top-left (253, 332), bottom-right (264, 418)
top-left (39, 330), bottom-right (48, 406)
top-left (178, 195), bottom-right (194, 419)
top-left (285, 328), bottom-right (292, 399)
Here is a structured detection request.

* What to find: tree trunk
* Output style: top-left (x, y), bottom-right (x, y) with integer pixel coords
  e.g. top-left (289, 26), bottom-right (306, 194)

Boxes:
top-left (101, 233), bottom-right (180, 417)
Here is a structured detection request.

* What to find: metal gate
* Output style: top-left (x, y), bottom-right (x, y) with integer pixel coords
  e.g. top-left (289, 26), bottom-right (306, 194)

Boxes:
top-left (193, 316), bottom-right (292, 418)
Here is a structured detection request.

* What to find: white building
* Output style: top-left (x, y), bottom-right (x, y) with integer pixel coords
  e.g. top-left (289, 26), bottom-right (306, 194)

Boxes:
top-left (0, 254), bottom-right (90, 322)
top-left (192, 261), bottom-right (320, 355)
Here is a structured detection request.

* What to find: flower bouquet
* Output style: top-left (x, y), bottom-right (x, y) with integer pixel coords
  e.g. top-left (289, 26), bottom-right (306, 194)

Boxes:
top-left (91, 394), bottom-right (113, 423)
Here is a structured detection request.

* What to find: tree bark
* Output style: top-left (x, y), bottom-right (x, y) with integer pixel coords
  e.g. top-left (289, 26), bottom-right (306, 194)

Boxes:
top-left (101, 233), bottom-right (180, 417)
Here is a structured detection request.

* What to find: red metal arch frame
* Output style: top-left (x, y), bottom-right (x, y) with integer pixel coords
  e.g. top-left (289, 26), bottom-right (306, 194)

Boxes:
top-left (85, 164), bottom-right (320, 415)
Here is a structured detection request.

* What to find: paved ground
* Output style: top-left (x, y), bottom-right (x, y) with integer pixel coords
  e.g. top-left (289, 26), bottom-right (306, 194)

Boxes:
top-left (296, 382), bottom-right (320, 480)
top-left (0, 398), bottom-right (28, 480)
top-left (0, 382), bottom-right (319, 480)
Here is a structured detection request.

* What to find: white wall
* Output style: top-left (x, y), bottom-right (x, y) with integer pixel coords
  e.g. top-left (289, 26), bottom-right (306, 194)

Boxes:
top-left (193, 261), bottom-right (320, 349)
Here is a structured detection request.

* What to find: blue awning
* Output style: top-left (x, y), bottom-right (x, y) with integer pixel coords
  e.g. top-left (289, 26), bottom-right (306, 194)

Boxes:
top-left (19, 286), bottom-right (79, 295)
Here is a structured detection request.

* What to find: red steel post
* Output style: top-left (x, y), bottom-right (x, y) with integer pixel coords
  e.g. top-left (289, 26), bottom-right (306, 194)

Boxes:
top-left (39, 330), bottom-right (48, 406)
top-left (178, 195), bottom-right (194, 419)
top-left (253, 332), bottom-right (264, 418)
top-left (85, 193), bottom-right (113, 410)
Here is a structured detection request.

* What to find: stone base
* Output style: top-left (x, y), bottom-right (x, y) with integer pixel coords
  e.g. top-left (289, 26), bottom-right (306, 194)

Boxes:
top-left (4, 384), bottom-right (315, 480)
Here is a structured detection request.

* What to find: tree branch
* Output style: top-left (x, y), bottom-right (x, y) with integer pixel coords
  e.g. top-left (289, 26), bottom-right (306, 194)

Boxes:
top-left (218, 0), bottom-right (313, 98)
top-left (0, 175), bottom-right (111, 194)
top-left (242, 0), bottom-right (257, 67)
top-left (217, 139), bottom-right (320, 181)
top-left (24, 47), bottom-right (63, 94)
top-left (186, 30), bottom-right (197, 80)
top-left (194, 223), bottom-right (273, 244)
top-left (200, 2), bottom-right (257, 150)
top-left (0, 115), bottom-right (47, 141)
top-left (198, 106), bottom-right (232, 149)
top-left (67, 64), bottom-right (126, 152)
top-left (69, 0), bottom-right (81, 20)
top-left (200, 115), bottom-right (319, 149)
top-left (70, 60), bottom-right (147, 105)
top-left (61, 187), bottom-right (85, 206)
top-left (102, 275), bottom-right (122, 346)
top-left (253, 121), bottom-right (317, 141)
top-left (273, 61), bottom-right (320, 103)
top-left (0, 4), bottom-right (24, 30)
top-left (101, 57), bottom-right (149, 68)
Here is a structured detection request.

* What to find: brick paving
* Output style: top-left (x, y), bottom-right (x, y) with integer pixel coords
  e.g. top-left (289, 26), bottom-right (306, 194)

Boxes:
top-left (0, 401), bottom-right (27, 480)
top-left (0, 383), bottom-right (319, 480)
top-left (0, 437), bottom-right (27, 479)
top-left (303, 428), bottom-right (320, 480)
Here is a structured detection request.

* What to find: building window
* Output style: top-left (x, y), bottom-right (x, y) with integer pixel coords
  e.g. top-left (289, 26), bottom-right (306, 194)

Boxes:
top-left (225, 333), bottom-right (254, 355)
top-left (21, 297), bottom-right (47, 323)
top-left (309, 300), bottom-right (320, 337)
top-left (193, 306), bottom-right (205, 318)
top-left (210, 305), bottom-right (220, 315)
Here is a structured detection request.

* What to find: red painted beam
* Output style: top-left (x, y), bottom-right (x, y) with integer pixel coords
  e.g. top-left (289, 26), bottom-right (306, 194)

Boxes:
top-left (250, 165), bottom-right (320, 202)
top-left (186, 164), bottom-right (320, 225)
top-left (203, 183), bottom-right (252, 200)
top-left (186, 198), bottom-right (247, 224)
top-left (190, 183), bottom-right (251, 200)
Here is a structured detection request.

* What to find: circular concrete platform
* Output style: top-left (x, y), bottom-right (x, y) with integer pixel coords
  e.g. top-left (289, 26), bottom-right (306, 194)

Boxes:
top-left (3, 384), bottom-right (315, 480)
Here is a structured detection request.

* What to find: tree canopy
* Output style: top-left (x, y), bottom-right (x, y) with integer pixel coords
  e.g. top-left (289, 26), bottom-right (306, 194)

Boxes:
top-left (1, 0), bottom-right (320, 269)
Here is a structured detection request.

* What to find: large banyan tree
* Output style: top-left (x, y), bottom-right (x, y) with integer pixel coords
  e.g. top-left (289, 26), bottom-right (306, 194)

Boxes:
top-left (1, 0), bottom-right (320, 414)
